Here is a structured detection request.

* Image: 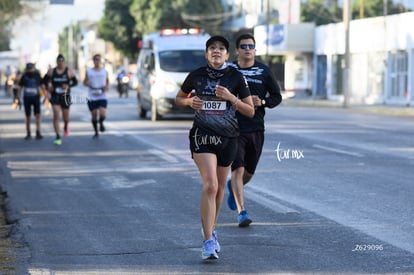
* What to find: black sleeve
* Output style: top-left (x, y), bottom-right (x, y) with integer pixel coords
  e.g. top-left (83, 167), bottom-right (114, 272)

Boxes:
top-left (42, 74), bottom-right (49, 86)
top-left (36, 72), bottom-right (42, 85)
top-left (263, 66), bottom-right (282, 108)
top-left (69, 75), bottom-right (78, 87)
top-left (18, 74), bottom-right (25, 86)
top-left (181, 72), bottom-right (194, 94)
top-left (237, 73), bottom-right (251, 99)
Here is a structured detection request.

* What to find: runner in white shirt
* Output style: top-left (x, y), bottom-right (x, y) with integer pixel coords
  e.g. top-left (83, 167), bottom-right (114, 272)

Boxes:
top-left (83, 54), bottom-right (109, 139)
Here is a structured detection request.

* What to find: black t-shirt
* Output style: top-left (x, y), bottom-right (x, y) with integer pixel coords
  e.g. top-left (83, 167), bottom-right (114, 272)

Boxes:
top-left (181, 64), bottom-right (250, 137)
top-left (231, 61), bottom-right (282, 132)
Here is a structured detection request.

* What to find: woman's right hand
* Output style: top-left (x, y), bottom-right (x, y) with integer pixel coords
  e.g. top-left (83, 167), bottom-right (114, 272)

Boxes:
top-left (190, 96), bottom-right (203, 110)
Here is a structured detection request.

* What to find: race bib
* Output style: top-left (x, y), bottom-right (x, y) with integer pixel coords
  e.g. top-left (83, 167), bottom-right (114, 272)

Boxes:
top-left (55, 87), bottom-right (66, 94)
top-left (201, 100), bottom-right (226, 111)
top-left (24, 87), bottom-right (38, 95)
top-left (91, 88), bottom-right (103, 95)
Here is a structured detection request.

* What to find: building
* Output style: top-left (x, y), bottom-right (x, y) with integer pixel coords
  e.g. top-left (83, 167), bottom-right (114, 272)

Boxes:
top-left (315, 11), bottom-right (414, 106)
top-left (222, 0), bottom-right (414, 107)
top-left (254, 22), bottom-right (314, 93)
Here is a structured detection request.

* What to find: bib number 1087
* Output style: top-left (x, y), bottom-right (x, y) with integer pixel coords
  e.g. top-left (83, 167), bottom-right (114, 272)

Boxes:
top-left (202, 100), bottom-right (226, 111)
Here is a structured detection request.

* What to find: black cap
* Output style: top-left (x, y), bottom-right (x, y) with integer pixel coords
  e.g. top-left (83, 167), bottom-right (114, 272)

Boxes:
top-left (206, 35), bottom-right (229, 51)
top-left (57, 54), bottom-right (65, 61)
top-left (26, 63), bottom-right (35, 70)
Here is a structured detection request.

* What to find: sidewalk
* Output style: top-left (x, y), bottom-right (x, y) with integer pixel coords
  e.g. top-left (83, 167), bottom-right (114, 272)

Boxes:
top-left (0, 194), bottom-right (13, 274)
top-left (281, 95), bottom-right (414, 117)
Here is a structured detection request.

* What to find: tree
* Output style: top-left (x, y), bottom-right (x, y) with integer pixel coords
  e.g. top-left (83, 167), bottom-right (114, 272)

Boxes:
top-left (301, 0), bottom-right (412, 26)
top-left (180, 0), bottom-right (224, 35)
top-left (0, 0), bottom-right (24, 50)
top-left (352, 0), bottom-right (411, 19)
top-left (301, 0), bottom-right (342, 25)
top-left (130, 0), bottom-right (224, 35)
top-left (130, 0), bottom-right (186, 34)
top-left (58, 23), bottom-right (81, 67)
top-left (98, 0), bottom-right (141, 60)
top-left (1, 0), bottom-right (45, 51)
top-left (96, 0), bottom-right (224, 58)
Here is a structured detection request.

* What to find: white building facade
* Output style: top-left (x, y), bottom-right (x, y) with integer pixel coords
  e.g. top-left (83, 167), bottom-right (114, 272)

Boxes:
top-left (254, 23), bottom-right (314, 93)
top-left (314, 12), bottom-right (414, 106)
top-left (221, 1), bottom-right (414, 106)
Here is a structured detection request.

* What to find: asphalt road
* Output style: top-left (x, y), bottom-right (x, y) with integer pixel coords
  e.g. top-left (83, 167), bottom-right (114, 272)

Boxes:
top-left (1, 87), bottom-right (414, 274)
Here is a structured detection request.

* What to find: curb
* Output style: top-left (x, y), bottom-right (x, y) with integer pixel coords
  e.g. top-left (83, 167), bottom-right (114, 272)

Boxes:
top-left (281, 99), bottom-right (414, 117)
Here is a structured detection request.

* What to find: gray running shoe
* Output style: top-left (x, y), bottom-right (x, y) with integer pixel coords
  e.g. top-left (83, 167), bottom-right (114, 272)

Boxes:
top-left (201, 228), bottom-right (220, 253)
top-left (201, 238), bottom-right (218, 260)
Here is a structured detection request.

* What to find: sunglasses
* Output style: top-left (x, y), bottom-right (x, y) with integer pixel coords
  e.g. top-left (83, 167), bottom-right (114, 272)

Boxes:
top-left (239, 44), bottom-right (255, 50)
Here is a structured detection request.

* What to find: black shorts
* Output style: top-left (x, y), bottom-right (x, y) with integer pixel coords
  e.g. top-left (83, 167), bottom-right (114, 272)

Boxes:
top-left (87, 99), bottom-right (107, 111)
top-left (231, 131), bottom-right (264, 174)
top-left (189, 126), bottom-right (238, 167)
top-left (50, 94), bottom-right (71, 109)
top-left (23, 96), bottom-right (41, 116)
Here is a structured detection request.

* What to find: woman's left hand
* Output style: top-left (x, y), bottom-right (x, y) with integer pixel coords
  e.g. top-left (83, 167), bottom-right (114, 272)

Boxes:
top-left (215, 85), bottom-right (233, 101)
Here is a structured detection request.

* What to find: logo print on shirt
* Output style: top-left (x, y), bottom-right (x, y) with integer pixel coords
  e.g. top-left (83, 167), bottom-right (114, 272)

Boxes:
top-left (204, 79), bottom-right (219, 96)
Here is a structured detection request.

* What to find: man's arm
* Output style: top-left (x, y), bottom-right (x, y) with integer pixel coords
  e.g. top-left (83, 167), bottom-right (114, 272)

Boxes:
top-left (45, 69), bottom-right (54, 92)
top-left (83, 70), bottom-right (89, 87)
top-left (104, 70), bottom-right (110, 92)
top-left (263, 66), bottom-right (282, 108)
top-left (68, 68), bottom-right (78, 87)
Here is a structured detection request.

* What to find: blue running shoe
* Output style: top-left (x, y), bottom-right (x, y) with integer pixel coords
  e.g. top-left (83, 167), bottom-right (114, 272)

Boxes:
top-left (227, 179), bottom-right (237, 211)
top-left (238, 210), bottom-right (252, 227)
top-left (201, 238), bottom-right (219, 260)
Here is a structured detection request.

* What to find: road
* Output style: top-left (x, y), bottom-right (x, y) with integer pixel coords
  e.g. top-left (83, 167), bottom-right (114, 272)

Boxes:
top-left (1, 86), bottom-right (413, 274)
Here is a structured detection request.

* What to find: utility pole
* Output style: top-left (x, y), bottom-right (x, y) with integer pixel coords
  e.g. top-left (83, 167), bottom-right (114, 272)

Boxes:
top-left (343, 0), bottom-right (351, 108)
top-left (359, 0), bottom-right (364, 18)
top-left (266, 0), bottom-right (270, 67)
top-left (50, 0), bottom-right (74, 67)
top-left (68, 22), bottom-right (73, 69)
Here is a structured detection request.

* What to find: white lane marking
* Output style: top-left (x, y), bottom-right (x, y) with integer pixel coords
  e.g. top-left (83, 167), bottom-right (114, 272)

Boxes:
top-left (313, 144), bottom-right (364, 157)
top-left (9, 165), bottom-right (192, 178)
top-left (79, 116), bottom-right (124, 136)
top-left (148, 149), bottom-right (179, 163)
top-left (246, 185), bottom-right (299, 214)
top-left (77, 113), bottom-right (183, 163)
top-left (103, 176), bottom-right (156, 189)
top-left (131, 135), bottom-right (186, 164)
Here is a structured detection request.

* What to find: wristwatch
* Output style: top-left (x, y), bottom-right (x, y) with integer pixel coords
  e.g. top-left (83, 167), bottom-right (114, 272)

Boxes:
top-left (261, 99), bottom-right (266, 106)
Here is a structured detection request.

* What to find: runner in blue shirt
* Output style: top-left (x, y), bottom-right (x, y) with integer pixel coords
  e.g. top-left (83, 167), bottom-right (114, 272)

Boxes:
top-left (18, 63), bottom-right (44, 140)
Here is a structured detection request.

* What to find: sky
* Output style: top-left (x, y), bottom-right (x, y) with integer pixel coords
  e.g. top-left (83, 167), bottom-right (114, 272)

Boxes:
top-left (10, 0), bottom-right (105, 65)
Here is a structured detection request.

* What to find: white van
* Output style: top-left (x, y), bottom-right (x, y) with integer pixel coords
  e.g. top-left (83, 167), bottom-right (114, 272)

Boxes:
top-left (136, 28), bottom-right (209, 121)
